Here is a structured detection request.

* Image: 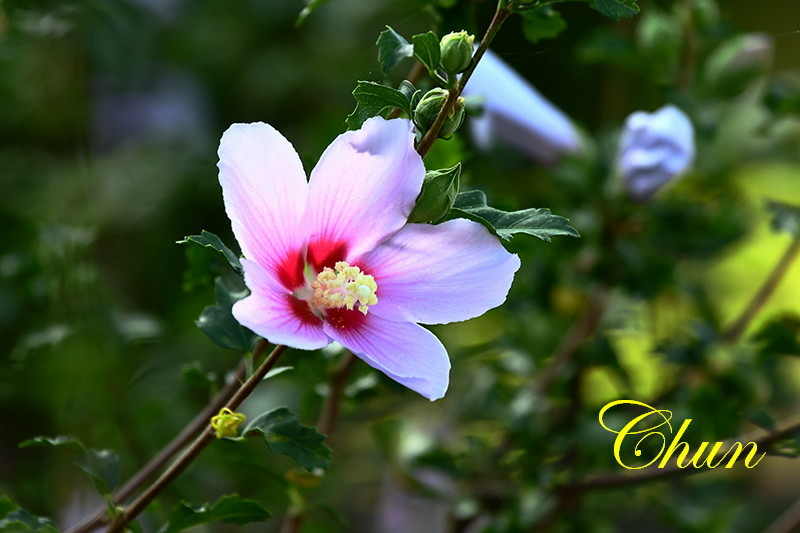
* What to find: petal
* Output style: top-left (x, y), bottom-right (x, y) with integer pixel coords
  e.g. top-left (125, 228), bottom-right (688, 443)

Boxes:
top-left (463, 49), bottom-right (583, 164)
top-left (218, 122), bottom-right (309, 290)
top-left (232, 259), bottom-right (330, 350)
top-left (360, 219), bottom-right (520, 325)
top-left (324, 313), bottom-right (450, 401)
top-left (304, 117), bottom-right (424, 272)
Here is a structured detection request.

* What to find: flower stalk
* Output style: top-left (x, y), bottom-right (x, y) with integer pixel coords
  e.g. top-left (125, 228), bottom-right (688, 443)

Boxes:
top-left (106, 343), bottom-right (289, 532)
top-left (416, 0), bottom-right (514, 157)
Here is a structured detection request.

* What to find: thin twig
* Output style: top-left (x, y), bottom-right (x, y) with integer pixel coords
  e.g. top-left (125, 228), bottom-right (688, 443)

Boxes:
top-left (280, 351), bottom-right (357, 533)
top-left (535, 287), bottom-right (609, 395)
top-left (67, 339), bottom-right (270, 533)
top-left (415, 0), bottom-right (514, 158)
top-left (723, 236), bottom-right (800, 343)
top-left (763, 495), bottom-right (800, 533)
top-left (106, 344), bottom-right (289, 533)
top-left (557, 415), bottom-right (800, 493)
top-left (318, 351), bottom-right (356, 437)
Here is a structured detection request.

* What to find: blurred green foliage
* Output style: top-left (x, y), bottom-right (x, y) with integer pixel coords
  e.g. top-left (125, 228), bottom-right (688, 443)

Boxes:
top-left (3, 0), bottom-right (800, 532)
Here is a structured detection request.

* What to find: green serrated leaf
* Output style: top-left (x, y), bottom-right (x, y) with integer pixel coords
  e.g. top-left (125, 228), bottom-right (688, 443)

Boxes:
top-left (767, 200), bottom-right (800, 237)
top-left (159, 494), bottom-right (271, 533)
top-left (521, 6), bottom-right (567, 44)
top-left (377, 26), bottom-right (413, 76)
top-left (295, 0), bottom-right (332, 26)
top-left (19, 435), bottom-right (85, 455)
top-left (196, 278), bottom-right (257, 352)
top-left (448, 190), bottom-right (580, 242)
top-left (178, 231), bottom-right (243, 276)
top-left (589, 0), bottom-right (639, 20)
top-left (412, 31), bottom-right (441, 75)
top-left (245, 408), bottom-right (332, 471)
top-left (409, 163), bottom-right (461, 223)
top-left (398, 80), bottom-right (423, 109)
top-left (345, 81), bottom-right (413, 130)
top-left (75, 449), bottom-right (119, 495)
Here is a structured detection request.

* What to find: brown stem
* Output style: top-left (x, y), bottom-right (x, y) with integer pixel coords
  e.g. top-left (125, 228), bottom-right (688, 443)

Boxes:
top-left (676, 0), bottom-right (698, 91)
top-left (535, 287), bottom-right (609, 395)
top-left (557, 415), bottom-right (800, 493)
top-left (106, 344), bottom-right (289, 533)
top-left (280, 351), bottom-right (357, 533)
top-left (415, 1), bottom-right (513, 158)
top-left (67, 340), bottom-right (270, 533)
top-left (317, 352), bottom-right (356, 437)
top-left (764, 496), bottom-right (800, 533)
top-left (723, 236), bottom-right (800, 343)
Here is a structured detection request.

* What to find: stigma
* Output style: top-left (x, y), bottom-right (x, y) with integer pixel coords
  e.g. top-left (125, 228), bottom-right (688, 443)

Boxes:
top-left (311, 261), bottom-right (378, 315)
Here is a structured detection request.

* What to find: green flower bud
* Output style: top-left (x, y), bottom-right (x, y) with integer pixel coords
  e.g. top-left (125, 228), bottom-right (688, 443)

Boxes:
top-left (414, 88), bottom-right (466, 138)
top-left (439, 31), bottom-right (474, 74)
top-left (408, 164), bottom-right (461, 223)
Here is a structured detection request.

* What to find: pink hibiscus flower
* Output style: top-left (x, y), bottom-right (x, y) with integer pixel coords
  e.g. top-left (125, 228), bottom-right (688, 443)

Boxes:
top-left (217, 117), bottom-right (519, 400)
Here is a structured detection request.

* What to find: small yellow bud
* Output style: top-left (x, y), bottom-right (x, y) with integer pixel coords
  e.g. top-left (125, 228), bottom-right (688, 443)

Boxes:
top-left (210, 407), bottom-right (246, 439)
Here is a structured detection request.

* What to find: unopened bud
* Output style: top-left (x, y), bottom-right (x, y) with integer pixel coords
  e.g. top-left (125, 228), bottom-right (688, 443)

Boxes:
top-left (408, 164), bottom-right (461, 223)
top-left (439, 31), bottom-right (474, 74)
top-left (617, 105), bottom-right (695, 202)
top-left (210, 407), bottom-right (246, 439)
top-left (414, 88), bottom-right (465, 138)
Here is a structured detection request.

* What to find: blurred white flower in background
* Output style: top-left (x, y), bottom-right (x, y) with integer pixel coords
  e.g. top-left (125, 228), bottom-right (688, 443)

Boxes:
top-left (462, 48), bottom-right (583, 165)
top-left (617, 104), bottom-right (695, 202)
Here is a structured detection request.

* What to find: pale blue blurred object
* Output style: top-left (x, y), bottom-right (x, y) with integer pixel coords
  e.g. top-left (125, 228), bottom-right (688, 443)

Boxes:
top-left (617, 104), bottom-right (695, 202)
top-left (463, 48), bottom-right (583, 165)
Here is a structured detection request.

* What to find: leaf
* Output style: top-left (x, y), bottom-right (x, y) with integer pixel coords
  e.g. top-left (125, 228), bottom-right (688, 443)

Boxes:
top-left (588, 0), bottom-right (639, 20)
top-left (0, 503), bottom-right (58, 533)
top-left (159, 494), bottom-right (271, 533)
top-left (18, 436), bottom-right (119, 496)
top-left (408, 163), bottom-right (461, 223)
top-left (398, 80), bottom-right (423, 110)
top-left (75, 449), bottom-right (119, 494)
top-left (0, 498), bottom-right (15, 518)
top-left (766, 200), bottom-right (800, 237)
top-left (263, 366), bottom-right (294, 380)
top-left (245, 408), bottom-right (332, 471)
top-left (295, 0), bottom-right (333, 26)
top-left (768, 437), bottom-right (800, 458)
top-left (412, 31), bottom-right (441, 75)
top-left (178, 231), bottom-right (243, 276)
top-left (746, 409), bottom-right (776, 432)
top-left (377, 26), bottom-right (413, 76)
top-left (447, 190), bottom-right (580, 242)
top-left (181, 362), bottom-right (217, 388)
top-left (196, 278), bottom-right (257, 352)
top-left (754, 314), bottom-right (800, 357)
top-left (521, 6), bottom-right (567, 44)
top-left (19, 435), bottom-right (84, 455)
top-left (345, 81), bottom-right (414, 130)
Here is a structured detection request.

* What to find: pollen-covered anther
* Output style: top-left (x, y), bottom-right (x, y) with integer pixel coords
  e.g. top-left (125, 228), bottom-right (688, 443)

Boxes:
top-left (311, 261), bottom-right (378, 315)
